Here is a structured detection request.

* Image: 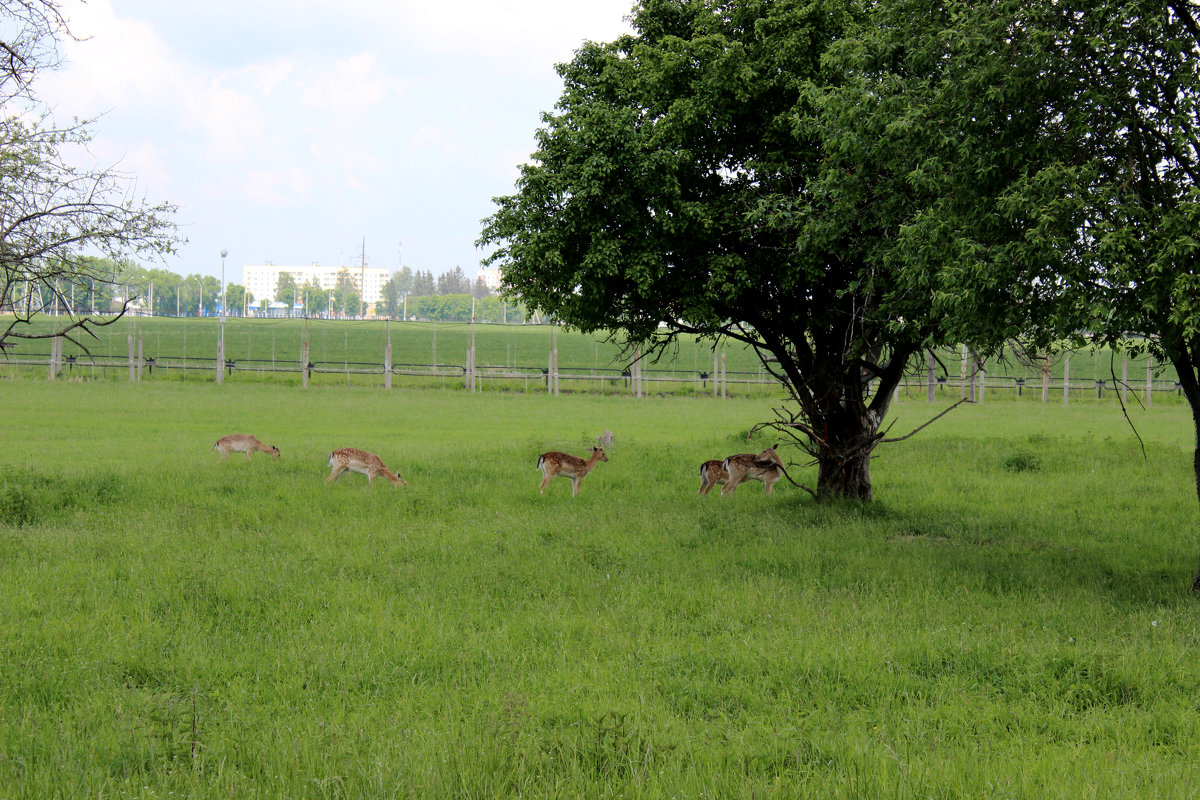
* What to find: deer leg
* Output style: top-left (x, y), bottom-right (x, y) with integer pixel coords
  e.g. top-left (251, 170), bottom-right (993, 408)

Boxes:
top-left (326, 465), bottom-right (346, 484)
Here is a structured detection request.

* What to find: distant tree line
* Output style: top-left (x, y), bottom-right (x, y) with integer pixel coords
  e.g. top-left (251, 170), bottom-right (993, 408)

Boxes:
top-left (4, 256), bottom-right (526, 323)
top-left (373, 267), bottom-right (525, 323)
top-left (2, 256), bottom-right (226, 318)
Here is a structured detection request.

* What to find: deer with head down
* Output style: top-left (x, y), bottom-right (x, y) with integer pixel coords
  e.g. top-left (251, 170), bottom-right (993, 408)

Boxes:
top-left (326, 447), bottom-right (407, 487)
top-left (698, 445), bottom-right (784, 496)
top-left (537, 447), bottom-right (608, 496)
top-left (213, 434), bottom-right (280, 462)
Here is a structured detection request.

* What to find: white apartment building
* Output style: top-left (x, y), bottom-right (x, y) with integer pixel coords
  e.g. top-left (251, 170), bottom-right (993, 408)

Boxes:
top-left (477, 266), bottom-right (503, 292)
top-left (242, 263), bottom-right (392, 307)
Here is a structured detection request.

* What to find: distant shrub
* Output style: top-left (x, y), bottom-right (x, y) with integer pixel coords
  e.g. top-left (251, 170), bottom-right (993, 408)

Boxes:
top-left (0, 483), bottom-right (36, 526)
top-left (1003, 451), bottom-right (1043, 473)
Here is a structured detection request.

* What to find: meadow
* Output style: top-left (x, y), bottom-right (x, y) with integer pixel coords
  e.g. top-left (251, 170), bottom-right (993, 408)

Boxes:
top-left (1, 378), bottom-right (1199, 798)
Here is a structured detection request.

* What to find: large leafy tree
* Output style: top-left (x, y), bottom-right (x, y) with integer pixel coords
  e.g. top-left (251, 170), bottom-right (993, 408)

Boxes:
top-left (845, 0), bottom-right (1200, 588)
top-left (1019, 0), bottom-right (1200, 588)
top-left (481, 0), bottom-right (1060, 499)
top-left (1080, 0), bottom-right (1200, 589)
top-left (1, 1), bottom-right (178, 353)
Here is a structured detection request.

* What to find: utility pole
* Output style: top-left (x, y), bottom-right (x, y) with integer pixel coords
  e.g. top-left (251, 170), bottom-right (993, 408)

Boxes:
top-left (359, 237), bottom-right (367, 318)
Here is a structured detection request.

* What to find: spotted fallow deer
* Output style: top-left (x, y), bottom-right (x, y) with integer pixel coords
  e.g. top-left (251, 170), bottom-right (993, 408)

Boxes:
top-left (537, 447), bottom-right (608, 496)
top-left (697, 459), bottom-right (730, 495)
top-left (326, 447), bottom-right (407, 487)
top-left (213, 434), bottom-right (280, 461)
top-left (719, 445), bottom-right (785, 496)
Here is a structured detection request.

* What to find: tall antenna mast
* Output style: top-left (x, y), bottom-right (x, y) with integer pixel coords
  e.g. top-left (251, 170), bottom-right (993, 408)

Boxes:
top-left (360, 237), bottom-right (367, 318)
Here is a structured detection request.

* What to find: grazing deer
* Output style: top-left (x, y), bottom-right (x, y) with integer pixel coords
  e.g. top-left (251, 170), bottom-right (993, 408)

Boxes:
top-left (326, 447), bottom-right (407, 487)
top-left (213, 434), bottom-right (280, 461)
top-left (719, 445), bottom-right (785, 496)
top-left (537, 447), bottom-right (608, 496)
top-left (698, 459), bottom-right (730, 495)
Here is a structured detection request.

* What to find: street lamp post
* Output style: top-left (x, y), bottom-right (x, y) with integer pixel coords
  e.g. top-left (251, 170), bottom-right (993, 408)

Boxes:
top-left (217, 250), bottom-right (227, 384)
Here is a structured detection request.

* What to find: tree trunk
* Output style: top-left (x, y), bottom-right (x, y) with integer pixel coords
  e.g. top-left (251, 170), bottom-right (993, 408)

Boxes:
top-left (1189, 397), bottom-right (1200, 594)
top-left (813, 399), bottom-right (881, 502)
top-left (817, 450), bottom-right (873, 501)
top-left (1165, 349), bottom-right (1200, 593)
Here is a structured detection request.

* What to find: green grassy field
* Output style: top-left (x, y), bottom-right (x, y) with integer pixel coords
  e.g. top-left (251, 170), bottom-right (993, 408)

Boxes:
top-left (1, 380), bottom-right (1198, 798)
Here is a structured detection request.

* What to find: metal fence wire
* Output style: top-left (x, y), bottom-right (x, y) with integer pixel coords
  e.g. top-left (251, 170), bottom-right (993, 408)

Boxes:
top-left (1, 342), bottom-right (1186, 402)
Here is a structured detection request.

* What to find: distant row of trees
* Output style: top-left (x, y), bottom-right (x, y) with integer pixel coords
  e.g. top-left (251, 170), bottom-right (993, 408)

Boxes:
top-left (378, 266), bottom-right (494, 304)
top-left (266, 265), bottom-right (518, 322)
top-left (3, 257), bottom-right (226, 318)
top-left (2, 255), bottom-right (513, 322)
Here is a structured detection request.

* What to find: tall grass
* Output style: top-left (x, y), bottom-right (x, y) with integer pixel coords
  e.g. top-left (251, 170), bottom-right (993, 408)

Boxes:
top-left (0, 381), bottom-right (1198, 797)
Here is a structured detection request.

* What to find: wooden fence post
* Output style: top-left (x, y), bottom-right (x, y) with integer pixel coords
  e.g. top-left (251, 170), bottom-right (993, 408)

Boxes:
top-left (976, 355), bottom-right (985, 403)
top-left (385, 340), bottom-right (392, 390)
top-left (138, 336), bottom-right (144, 381)
top-left (1063, 353), bottom-right (1070, 405)
top-left (927, 350), bottom-right (935, 402)
top-left (721, 351), bottom-right (727, 400)
top-left (1121, 356), bottom-right (1128, 406)
top-left (1146, 355), bottom-right (1153, 407)
top-left (465, 346), bottom-right (477, 393)
top-left (215, 337), bottom-right (224, 384)
top-left (128, 333), bottom-right (136, 383)
top-left (302, 341), bottom-right (309, 388)
top-left (1041, 356), bottom-right (1050, 403)
top-left (48, 336), bottom-right (58, 380)
top-left (632, 348), bottom-right (644, 398)
top-left (960, 344), bottom-right (969, 399)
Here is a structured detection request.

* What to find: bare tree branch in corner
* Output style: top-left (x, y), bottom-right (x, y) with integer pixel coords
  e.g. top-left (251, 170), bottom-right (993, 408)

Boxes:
top-left (0, 1), bottom-right (179, 355)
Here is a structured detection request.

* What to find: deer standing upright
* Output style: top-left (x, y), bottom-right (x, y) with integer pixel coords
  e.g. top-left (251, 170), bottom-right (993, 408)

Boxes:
top-left (697, 459), bottom-right (729, 495)
top-left (718, 445), bottom-right (785, 496)
top-left (537, 447), bottom-right (608, 496)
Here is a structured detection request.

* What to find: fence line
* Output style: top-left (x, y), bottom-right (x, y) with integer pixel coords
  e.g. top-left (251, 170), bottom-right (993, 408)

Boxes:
top-left (4, 336), bottom-right (1187, 401)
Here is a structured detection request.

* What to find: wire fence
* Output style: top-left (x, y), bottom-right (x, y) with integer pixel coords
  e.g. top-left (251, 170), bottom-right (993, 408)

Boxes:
top-left (4, 337), bottom-right (766, 397)
top-left (2, 334), bottom-right (1189, 405)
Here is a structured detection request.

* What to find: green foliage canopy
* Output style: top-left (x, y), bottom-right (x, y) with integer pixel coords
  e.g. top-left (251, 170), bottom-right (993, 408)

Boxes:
top-left (480, 0), bottom-right (1059, 498)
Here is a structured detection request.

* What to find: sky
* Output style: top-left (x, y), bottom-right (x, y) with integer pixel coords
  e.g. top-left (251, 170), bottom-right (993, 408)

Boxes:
top-left (39, 0), bottom-right (636, 286)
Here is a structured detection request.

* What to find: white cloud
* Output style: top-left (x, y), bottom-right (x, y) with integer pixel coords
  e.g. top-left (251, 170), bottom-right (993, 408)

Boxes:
top-left (33, 0), bottom-right (638, 277)
top-left (44, 0), bottom-right (187, 112)
top-left (300, 53), bottom-right (388, 117)
top-left (410, 124), bottom-right (466, 156)
top-left (374, 0), bottom-right (634, 66)
top-left (244, 168), bottom-right (315, 207)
